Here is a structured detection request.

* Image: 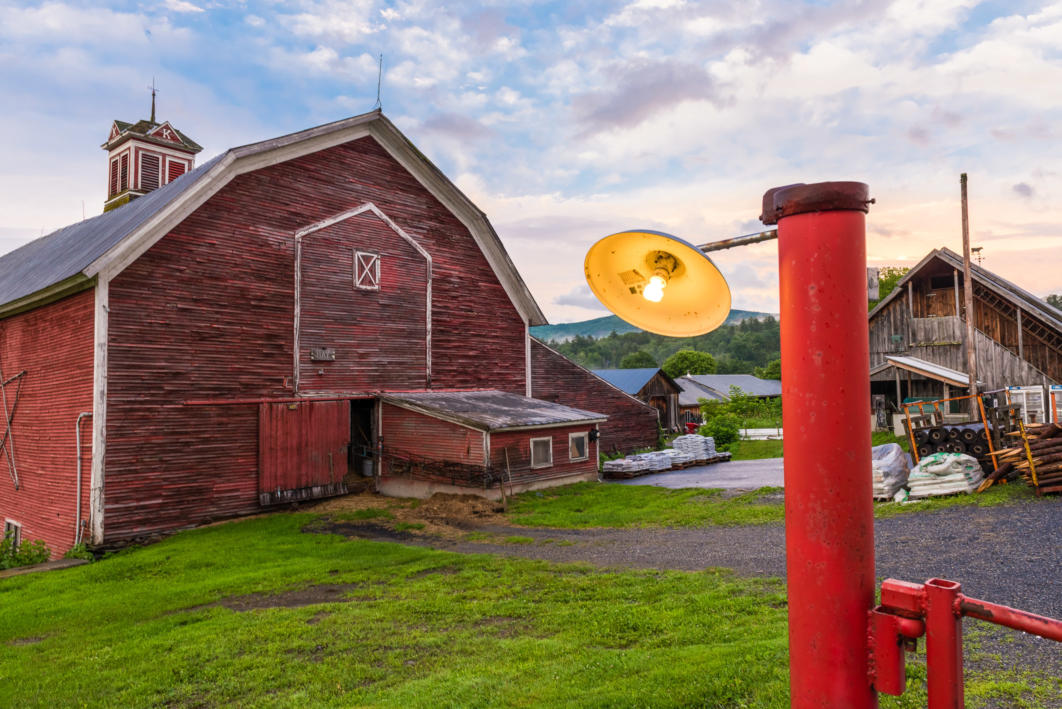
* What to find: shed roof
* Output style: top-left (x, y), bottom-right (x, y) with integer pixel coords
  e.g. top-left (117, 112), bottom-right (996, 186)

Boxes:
top-left (873, 355), bottom-right (971, 387)
top-left (590, 368), bottom-right (660, 395)
top-left (685, 374), bottom-right (782, 398)
top-left (381, 390), bottom-right (606, 432)
top-left (0, 110), bottom-right (547, 326)
top-left (675, 376), bottom-right (726, 407)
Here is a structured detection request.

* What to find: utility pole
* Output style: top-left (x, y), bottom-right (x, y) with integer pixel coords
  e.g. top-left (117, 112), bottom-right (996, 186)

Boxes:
top-left (961, 174), bottom-right (979, 412)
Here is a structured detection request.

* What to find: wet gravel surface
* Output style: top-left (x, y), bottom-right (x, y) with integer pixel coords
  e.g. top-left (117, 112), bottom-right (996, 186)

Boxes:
top-left (327, 496), bottom-right (1062, 699)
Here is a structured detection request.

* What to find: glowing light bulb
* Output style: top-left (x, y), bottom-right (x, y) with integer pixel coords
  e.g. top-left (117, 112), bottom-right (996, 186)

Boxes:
top-left (643, 274), bottom-right (667, 303)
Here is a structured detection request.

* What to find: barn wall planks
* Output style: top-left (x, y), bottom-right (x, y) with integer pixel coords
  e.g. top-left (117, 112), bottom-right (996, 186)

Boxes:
top-left (490, 424), bottom-right (598, 484)
top-left (299, 212), bottom-right (428, 392)
top-left (380, 403), bottom-right (485, 467)
top-left (0, 290), bottom-right (94, 557)
top-left (869, 260), bottom-right (1060, 393)
top-left (258, 400), bottom-right (349, 504)
top-left (529, 339), bottom-right (659, 455)
top-left (104, 136), bottom-right (529, 542)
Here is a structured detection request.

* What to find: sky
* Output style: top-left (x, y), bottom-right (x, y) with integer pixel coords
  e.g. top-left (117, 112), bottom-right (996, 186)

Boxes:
top-left (1, 0), bottom-right (1061, 323)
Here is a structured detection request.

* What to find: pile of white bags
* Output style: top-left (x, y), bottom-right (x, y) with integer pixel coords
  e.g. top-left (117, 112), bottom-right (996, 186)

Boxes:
top-left (671, 434), bottom-right (717, 462)
top-left (871, 443), bottom-right (912, 500)
top-left (907, 452), bottom-right (984, 498)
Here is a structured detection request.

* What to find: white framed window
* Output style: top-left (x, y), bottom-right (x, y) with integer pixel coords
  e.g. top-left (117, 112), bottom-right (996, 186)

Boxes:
top-left (354, 251), bottom-right (380, 290)
top-left (3, 520), bottom-right (21, 551)
top-left (530, 437), bottom-right (553, 469)
top-left (569, 432), bottom-right (589, 462)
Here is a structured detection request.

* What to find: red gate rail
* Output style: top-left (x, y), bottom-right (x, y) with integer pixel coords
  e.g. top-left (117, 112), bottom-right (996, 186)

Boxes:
top-left (870, 577), bottom-right (1062, 708)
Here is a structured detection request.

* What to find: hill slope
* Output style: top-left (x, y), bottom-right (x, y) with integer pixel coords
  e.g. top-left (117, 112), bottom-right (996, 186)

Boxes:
top-left (530, 310), bottom-right (773, 343)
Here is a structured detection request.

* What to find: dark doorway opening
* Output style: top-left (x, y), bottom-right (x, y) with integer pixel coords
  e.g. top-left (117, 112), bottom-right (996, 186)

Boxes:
top-left (350, 399), bottom-right (376, 477)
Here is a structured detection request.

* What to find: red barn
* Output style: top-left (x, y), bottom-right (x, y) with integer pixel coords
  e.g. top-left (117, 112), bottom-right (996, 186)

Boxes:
top-left (0, 110), bottom-right (642, 557)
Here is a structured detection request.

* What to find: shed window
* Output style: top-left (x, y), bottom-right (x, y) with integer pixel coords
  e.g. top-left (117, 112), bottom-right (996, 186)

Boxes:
top-left (3, 520), bottom-right (21, 551)
top-left (530, 437), bottom-right (553, 469)
top-left (354, 251), bottom-right (380, 290)
top-left (569, 432), bottom-right (589, 462)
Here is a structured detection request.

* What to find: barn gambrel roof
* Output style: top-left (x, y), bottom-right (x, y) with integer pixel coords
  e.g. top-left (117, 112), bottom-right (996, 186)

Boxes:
top-left (0, 110), bottom-right (547, 326)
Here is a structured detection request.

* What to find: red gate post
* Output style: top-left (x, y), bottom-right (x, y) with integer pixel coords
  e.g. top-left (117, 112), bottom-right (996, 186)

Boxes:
top-left (924, 578), bottom-right (964, 709)
top-left (762, 183), bottom-right (877, 708)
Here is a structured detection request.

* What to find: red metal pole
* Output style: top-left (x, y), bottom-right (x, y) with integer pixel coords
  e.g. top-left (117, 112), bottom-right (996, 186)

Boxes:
top-left (764, 182), bottom-right (876, 708)
top-left (924, 578), bottom-right (964, 709)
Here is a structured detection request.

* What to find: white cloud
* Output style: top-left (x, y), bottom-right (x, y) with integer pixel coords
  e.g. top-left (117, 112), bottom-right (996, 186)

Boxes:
top-left (163, 0), bottom-right (205, 14)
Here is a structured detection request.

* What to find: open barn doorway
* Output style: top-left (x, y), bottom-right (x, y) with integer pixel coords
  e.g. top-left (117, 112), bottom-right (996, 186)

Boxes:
top-left (350, 398), bottom-right (376, 478)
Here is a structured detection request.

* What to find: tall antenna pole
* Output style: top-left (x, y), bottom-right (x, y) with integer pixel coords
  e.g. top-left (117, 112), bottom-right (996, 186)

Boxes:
top-left (961, 173), bottom-right (979, 408)
top-left (373, 54), bottom-right (383, 109)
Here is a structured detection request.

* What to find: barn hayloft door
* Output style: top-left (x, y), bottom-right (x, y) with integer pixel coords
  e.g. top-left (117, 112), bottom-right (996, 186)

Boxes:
top-left (258, 400), bottom-right (350, 505)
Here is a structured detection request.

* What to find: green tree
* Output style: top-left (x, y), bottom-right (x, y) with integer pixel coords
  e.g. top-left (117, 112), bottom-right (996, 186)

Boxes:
top-left (661, 349), bottom-right (717, 378)
top-left (1046, 294), bottom-right (1062, 311)
top-left (754, 358), bottom-right (781, 380)
top-left (869, 266), bottom-right (910, 310)
top-left (619, 350), bottom-right (657, 368)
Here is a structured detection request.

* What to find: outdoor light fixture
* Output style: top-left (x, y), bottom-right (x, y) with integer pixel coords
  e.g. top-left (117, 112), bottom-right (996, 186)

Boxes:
top-left (583, 229), bottom-right (733, 337)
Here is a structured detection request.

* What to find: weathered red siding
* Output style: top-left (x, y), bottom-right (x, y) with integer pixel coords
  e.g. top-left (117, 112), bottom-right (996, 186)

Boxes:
top-left (489, 424), bottom-right (598, 485)
top-left (381, 403), bottom-right (485, 467)
top-left (259, 400), bottom-right (349, 504)
top-left (530, 338), bottom-right (659, 455)
top-left (0, 289), bottom-right (94, 557)
top-left (300, 212), bottom-right (428, 392)
top-left (104, 136), bottom-right (527, 541)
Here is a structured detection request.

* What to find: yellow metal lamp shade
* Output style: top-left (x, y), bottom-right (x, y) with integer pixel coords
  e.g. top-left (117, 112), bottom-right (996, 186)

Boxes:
top-left (584, 229), bottom-right (731, 337)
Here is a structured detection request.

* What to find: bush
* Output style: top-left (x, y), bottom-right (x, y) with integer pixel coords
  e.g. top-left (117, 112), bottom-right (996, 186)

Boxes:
top-left (1, 533), bottom-right (51, 570)
top-left (63, 543), bottom-right (95, 561)
top-left (700, 413), bottom-right (741, 447)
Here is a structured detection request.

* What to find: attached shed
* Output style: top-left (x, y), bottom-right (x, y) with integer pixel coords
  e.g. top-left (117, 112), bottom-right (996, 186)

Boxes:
top-left (591, 368), bottom-right (681, 431)
top-left (869, 247), bottom-right (1061, 409)
top-left (0, 109), bottom-right (603, 557)
top-left (376, 390), bottom-right (604, 499)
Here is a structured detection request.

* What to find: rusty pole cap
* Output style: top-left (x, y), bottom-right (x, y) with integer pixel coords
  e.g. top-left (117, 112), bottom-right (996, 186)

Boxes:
top-left (759, 181), bottom-right (872, 225)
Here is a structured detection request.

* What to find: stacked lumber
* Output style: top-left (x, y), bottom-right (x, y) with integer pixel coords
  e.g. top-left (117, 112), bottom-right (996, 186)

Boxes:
top-left (981, 423), bottom-right (1062, 495)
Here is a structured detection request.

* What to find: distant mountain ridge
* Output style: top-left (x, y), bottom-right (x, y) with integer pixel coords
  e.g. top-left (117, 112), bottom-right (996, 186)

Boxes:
top-left (530, 310), bottom-right (774, 343)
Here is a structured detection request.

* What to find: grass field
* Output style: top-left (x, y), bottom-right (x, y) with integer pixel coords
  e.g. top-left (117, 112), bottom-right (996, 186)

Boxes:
top-left (2, 512), bottom-right (1056, 706)
top-left (0, 514), bottom-right (796, 707)
top-left (506, 479), bottom-right (1036, 529)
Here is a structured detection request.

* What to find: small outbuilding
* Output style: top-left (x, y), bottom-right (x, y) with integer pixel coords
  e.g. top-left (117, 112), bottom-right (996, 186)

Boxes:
top-left (376, 390), bottom-right (604, 499)
top-left (591, 368), bottom-right (681, 431)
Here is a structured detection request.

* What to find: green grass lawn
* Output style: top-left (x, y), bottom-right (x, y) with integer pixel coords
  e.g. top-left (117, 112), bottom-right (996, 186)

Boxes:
top-left (2, 512), bottom-right (1055, 707)
top-left (725, 431), bottom-right (908, 462)
top-left (1, 513), bottom-right (792, 708)
top-left (507, 480), bottom-right (1037, 529)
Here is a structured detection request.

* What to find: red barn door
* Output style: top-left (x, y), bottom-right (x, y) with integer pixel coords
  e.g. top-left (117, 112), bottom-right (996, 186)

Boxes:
top-left (258, 400), bottom-right (350, 505)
